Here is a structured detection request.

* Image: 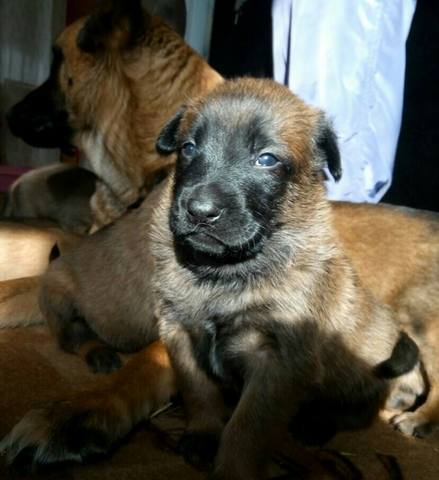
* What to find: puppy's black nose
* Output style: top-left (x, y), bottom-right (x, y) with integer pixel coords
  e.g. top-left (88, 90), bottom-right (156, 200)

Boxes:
top-left (187, 197), bottom-right (222, 224)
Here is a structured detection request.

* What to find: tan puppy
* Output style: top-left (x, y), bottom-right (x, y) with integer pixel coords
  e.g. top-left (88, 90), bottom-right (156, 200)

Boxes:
top-left (2, 164), bottom-right (95, 234)
top-left (7, 0), bottom-right (222, 229)
top-left (149, 78), bottom-right (425, 478)
top-left (2, 79), bottom-right (435, 475)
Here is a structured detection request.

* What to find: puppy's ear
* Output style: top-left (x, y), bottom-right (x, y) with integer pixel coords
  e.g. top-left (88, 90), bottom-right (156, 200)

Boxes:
top-left (314, 117), bottom-right (342, 182)
top-left (77, 0), bottom-right (147, 53)
top-left (156, 107), bottom-right (186, 155)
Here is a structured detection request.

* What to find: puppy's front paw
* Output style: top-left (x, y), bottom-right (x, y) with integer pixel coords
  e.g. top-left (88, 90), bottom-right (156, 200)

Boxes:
top-left (391, 411), bottom-right (439, 438)
top-left (179, 431), bottom-right (219, 471)
top-left (0, 397), bottom-right (131, 471)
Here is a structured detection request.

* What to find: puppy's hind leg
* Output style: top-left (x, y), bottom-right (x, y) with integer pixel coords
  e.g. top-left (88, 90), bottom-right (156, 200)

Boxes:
top-left (40, 275), bottom-right (121, 374)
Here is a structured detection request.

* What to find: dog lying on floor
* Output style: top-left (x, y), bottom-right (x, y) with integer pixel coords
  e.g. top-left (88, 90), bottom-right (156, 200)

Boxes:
top-left (7, 0), bottom-right (222, 230)
top-left (1, 79), bottom-right (437, 476)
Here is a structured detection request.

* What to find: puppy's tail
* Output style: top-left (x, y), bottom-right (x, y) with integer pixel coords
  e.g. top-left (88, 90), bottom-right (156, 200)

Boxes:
top-left (0, 276), bottom-right (44, 328)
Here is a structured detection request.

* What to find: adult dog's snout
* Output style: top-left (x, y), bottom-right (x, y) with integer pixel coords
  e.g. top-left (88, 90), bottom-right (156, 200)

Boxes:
top-left (6, 81), bottom-right (74, 153)
top-left (186, 185), bottom-right (224, 225)
top-left (7, 103), bottom-right (52, 139)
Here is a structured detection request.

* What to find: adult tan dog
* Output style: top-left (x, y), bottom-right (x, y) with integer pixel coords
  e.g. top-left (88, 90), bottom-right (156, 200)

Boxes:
top-left (7, 0), bottom-right (222, 229)
top-left (2, 80), bottom-right (437, 475)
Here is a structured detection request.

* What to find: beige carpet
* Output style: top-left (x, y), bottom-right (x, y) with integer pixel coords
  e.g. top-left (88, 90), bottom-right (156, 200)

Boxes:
top-left (0, 326), bottom-right (438, 479)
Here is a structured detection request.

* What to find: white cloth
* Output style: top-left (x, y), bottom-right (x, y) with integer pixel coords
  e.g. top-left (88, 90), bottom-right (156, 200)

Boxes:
top-left (272, 0), bottom-right (416, 202)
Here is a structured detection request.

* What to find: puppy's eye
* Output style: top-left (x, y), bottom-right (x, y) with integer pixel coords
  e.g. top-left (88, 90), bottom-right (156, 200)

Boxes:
top-left (181, 142), bottom-right (197, 158)
top-left (68, 77), bottom-right (74, 87)
top-left (255, 153), bottom-right (279, 168)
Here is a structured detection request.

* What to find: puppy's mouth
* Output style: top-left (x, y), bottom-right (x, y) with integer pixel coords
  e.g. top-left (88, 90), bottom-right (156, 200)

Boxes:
top-left (173, 227), bottom-right (265, 266)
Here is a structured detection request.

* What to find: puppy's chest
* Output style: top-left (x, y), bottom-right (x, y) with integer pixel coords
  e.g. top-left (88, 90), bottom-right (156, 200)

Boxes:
top-left (190, 313), bottom-right (248, 389)
top-left (159, 288), bottom-right (259, 383)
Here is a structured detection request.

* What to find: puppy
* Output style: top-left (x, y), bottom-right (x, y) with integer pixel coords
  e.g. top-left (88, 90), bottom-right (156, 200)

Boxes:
top-left (2, 164), bottom-right (96, 234)
top-left (149, 78), bottom-right (425, 478)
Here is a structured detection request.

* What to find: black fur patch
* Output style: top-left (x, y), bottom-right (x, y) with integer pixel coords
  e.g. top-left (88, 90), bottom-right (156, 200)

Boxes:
top-left (127, 196), bottom-right (144, 210)
top-left (77, 0), bottom-right (147, 53)
top-left (178, 431), bottom-right (219, 471)
top-left (316, 123), bottom-right (342, 181)
top-left (156, 107), bottom-right (187, 154)
top-left (289, 379), bottom-right (386, 446)
top-left (49, 244), bottom-right (61, 262)
top-left (47, 167), bottom-right (96, 201)
top-left (374, 331), bottom-right (419, 379)
top-left (7, 46), bottom-right (76, 154)
top-left (85, 345), bottom-right (122, 374)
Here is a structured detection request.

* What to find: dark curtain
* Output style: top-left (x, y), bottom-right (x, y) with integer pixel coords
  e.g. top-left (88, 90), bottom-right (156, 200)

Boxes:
top-left (209, 0), bottom-right (273, 78)
top-left (382, 1), bottom-right (439, 211)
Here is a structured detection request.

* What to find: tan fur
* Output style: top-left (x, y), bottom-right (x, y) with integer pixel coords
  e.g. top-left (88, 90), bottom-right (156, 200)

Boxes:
top-left (0, 276), bottom-right (43, 328)
top-left (333, 202), bottom-right (439, 436)
top-left (2, 164), bottom-right (95, 234)
top-left (0, 221), bottom-right (81, 282)
top-left (55, 7), bottom-right (222, 228)
top-left (2, 79), bottom-right (436, 472)
top-left (0, 221), bottom-right (82, 328)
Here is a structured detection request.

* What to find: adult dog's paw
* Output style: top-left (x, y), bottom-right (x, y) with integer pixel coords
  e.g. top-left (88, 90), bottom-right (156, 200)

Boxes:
top-left (0, 398), bottom-right (131, 471)
top-left (391, 411), bottom-right (439, 438)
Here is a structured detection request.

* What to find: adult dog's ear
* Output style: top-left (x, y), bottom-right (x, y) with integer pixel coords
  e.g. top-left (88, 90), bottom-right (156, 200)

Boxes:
top-left (156, 107), bottom-right (186, 155)
top-left (77, 0), bottom-right (148, 53)
top-left (314, 116), bottom-right (342, 182)
top-left (143, 0), bottom-right (187, 36)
